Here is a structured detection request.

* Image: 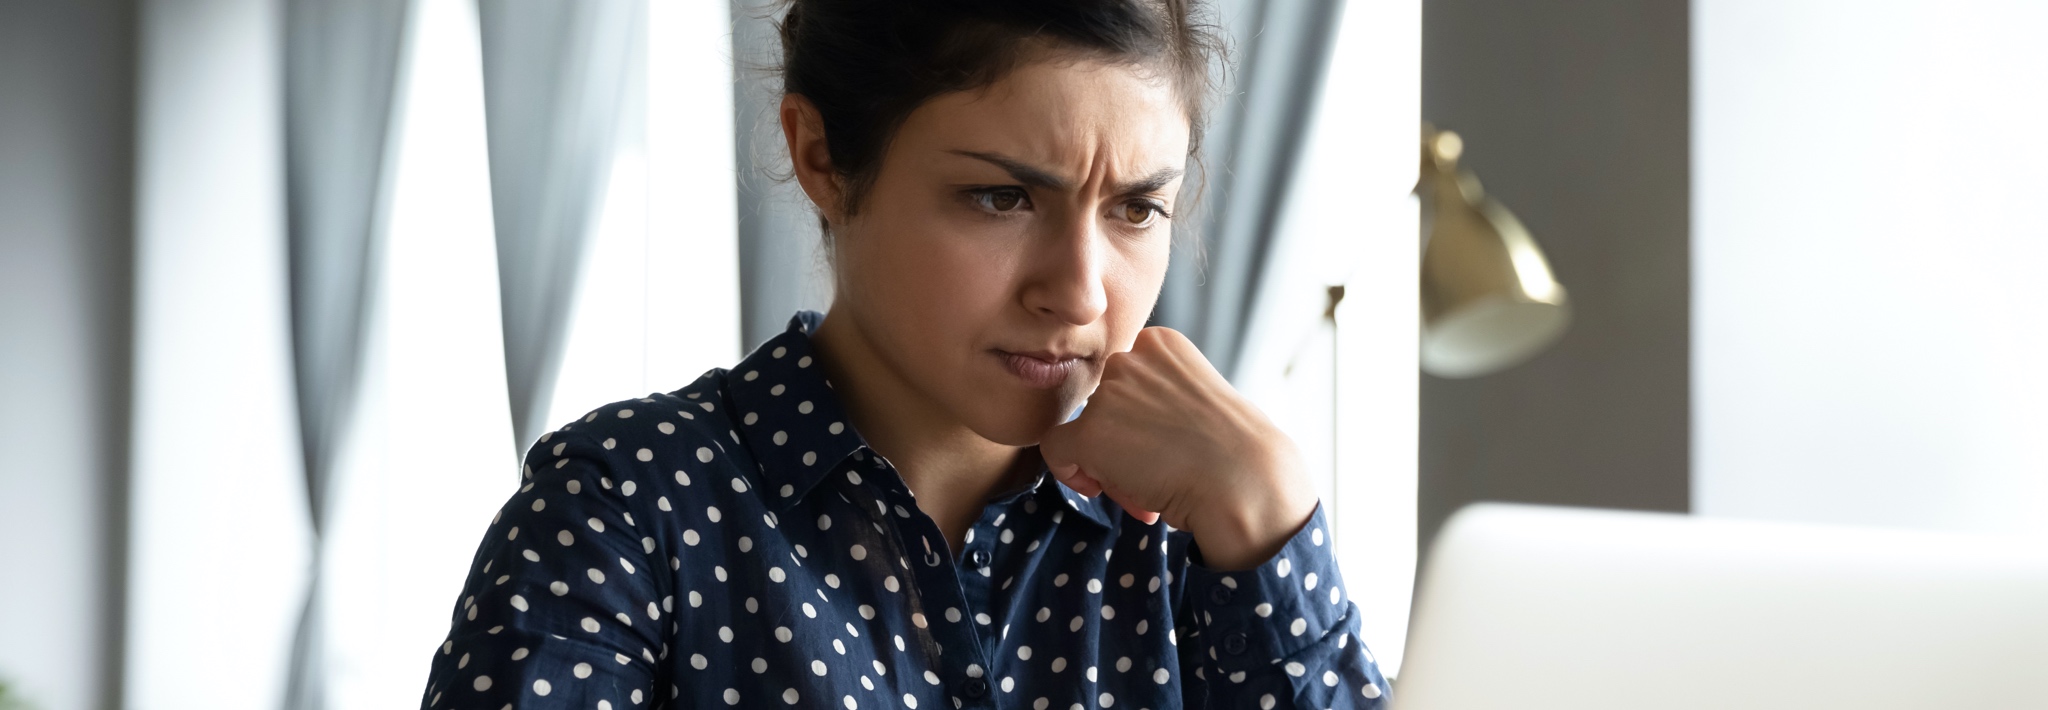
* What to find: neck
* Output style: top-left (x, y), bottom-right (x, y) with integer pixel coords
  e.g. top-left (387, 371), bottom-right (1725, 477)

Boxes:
top-left (811, 309), bottom-right (1033, 525)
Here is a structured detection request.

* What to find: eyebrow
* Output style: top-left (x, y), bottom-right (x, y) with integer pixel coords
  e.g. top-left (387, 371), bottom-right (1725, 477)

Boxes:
top-left (947, 150), bottom-right (1184, 197)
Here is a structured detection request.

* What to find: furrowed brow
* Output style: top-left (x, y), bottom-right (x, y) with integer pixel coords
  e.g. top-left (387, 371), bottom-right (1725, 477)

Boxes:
top-left (1112, 166), bottom-right (1184, 197)
top-left (948, 150), bottom-right (1070, 191)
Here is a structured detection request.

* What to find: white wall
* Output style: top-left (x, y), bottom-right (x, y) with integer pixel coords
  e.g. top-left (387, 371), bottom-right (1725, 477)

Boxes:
top-left (0, 3), bottom-right (134, 709)
top-left (1235, 0), bottom-right (1421, 676)
top-left (1694, 0), bottom-right (2048, 533)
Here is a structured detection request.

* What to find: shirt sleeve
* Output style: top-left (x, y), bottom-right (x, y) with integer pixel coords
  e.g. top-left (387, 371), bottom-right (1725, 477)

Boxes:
top-left (419, 429), bottom-right (675, 709)
top-left (1172, 501), bottom-right (1392, 709)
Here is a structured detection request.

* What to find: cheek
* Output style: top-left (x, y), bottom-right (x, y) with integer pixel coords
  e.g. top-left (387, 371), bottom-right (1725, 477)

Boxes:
top-left (840, 215), bottom-right (1015, 341)
top-left (1103, 239), bottom-right (1173, 340)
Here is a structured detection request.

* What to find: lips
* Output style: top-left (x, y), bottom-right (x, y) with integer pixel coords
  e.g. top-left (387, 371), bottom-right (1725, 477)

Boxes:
top-left (995, 349), bottom-right (1086, 389)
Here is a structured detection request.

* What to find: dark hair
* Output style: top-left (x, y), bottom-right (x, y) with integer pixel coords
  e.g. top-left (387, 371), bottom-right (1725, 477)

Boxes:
top-left (774, 0), bottom-right (1226, 235)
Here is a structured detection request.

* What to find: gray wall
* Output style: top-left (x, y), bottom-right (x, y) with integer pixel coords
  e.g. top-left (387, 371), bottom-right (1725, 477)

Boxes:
top-left (1419, 0), bottom-right (1691, 552)
top-left (0, 2), bottom-right (137, 709)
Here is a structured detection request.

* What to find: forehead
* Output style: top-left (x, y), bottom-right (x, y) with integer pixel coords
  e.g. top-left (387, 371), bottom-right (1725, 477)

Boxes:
top-left (891, 58), bottom-right (1192, 184)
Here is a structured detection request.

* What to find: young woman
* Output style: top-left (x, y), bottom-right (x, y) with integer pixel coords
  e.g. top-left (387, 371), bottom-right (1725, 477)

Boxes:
top-left (421, 1), bottom-right (1390, 707)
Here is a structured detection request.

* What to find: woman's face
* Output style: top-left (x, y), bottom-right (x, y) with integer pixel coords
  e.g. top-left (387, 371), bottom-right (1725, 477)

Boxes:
top-left (799, 57), bottom-right (1191, 446)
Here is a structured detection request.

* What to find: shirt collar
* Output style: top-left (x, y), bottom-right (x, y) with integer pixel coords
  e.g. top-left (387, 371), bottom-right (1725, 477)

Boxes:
top-left (726, 310), bottom-right (1120, 530)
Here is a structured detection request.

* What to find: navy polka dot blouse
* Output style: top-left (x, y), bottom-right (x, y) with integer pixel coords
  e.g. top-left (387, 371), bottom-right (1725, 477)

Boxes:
top-left (421, 311), bottom-right (1390, 709)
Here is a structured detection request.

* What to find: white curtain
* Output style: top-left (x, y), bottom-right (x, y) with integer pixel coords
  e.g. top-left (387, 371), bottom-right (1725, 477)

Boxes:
top-left (477, 0), bottom-right (647, 454)
top-left (279, 1), bottom-right (413, 708)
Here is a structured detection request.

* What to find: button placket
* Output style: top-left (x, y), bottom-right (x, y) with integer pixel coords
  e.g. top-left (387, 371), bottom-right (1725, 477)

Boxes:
top-left (865, 459), bottom-right (998, 708)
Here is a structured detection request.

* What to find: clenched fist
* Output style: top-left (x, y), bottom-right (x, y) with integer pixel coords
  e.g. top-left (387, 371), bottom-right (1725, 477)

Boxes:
top-left (1039, 327), bottom-right (1319, 571)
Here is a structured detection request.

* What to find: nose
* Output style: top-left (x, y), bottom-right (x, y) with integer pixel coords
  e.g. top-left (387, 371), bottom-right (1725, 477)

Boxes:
top-left (1019, 211), bottom-right (1109, 326)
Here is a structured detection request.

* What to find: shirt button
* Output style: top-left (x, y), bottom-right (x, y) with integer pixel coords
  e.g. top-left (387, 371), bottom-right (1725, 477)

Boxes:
top-left (969, 549), bottom-right (990, 567)
top-left (1223, 631), bottom-right (1250, 656)
top-left (961, 678), bottom-right (990, 699)
top-left (1207, 583), bottom-right (1234, 605)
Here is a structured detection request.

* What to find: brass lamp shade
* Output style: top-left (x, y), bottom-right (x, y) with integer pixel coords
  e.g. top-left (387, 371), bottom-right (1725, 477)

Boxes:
top-left (1417, 126), bottom-right (1571, 378)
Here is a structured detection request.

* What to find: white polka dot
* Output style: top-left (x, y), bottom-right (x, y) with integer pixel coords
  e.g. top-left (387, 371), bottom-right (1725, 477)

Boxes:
top-left (1323, 670), bottom-right (1339, 686)
top-left (587, 568), bottom-right (606, 584)
top-left (1051, 657), bottom-right (1067, 672)
top-left (565, 479), bottom-right (581, 494)
top-left (621, 481), bottom-right (637, 496)
top-left (803, 603), bottom-right (817, 618)
top-left (1313, 527), bottom-right (1325, 546)
top-left (1086, 578), bottom-right (1103, 594)
top-left (511, 648), bottom-right (529, 661)
top-left (1002, 677), bottom-right (1015, 692)
top-left (1305, 572), bottom-right (1319, 590)
top-left (850, 544), bottom-right (866, 560)
top-left (532, 679), bottom-right (549, 695)
top-left (1254, 602), bottom-right (1273, 617)
top-left (724, 688), bottom-right (740, 705)
top-left (581, 617), bottom-right (601, 633)
top-left (776, 626), bottom-right (793, 642)
top-left (1364, 684), bottom-right (1382, 699)
top-left (720, 626), bottom-right (735, 642)
top-left (1259, 693), bottom-right (1276, 709)
top-left (802, 451), bottom-right (818, 466)
top-left (530, 499), bottom-right (546, 512)
top-left (1277, 558), bottom-right (1292, 577)
top-left (556, 530), bottom-right (574, 546)
top-left (707, 506), bottom-right (722, 522)
top-left (684, 529), bottom-right (701, 546)
top-left (1290, 617), bottom-right (1308, 636)
top-left (945, 607), bottom-right (962, 623)
top-left (472, 675), bottom-right (492, 691)
top-left (798, 355), bottom-right (812, 367)
top-left (769, 567), bottom-right (786, 583)
top-left (1153, 668), bottom-right (1170, 684)
top-left (549, 581), bottom-right (569, 596)
top-left (617, 409), bottom-right (634, 418)
top-left (658, 421), bottom-right (675, 434)
top-left (1018, 646), bottom-right (1032, 660)
top-left (509, 595), bottom-right (528, 612)
top-left (783, 689), bottom-right (800, 704)
top-left (772, 431), bottom-right (788, 445)
top-left (812, 660), bottom-right (828, 676)
top-left (1285, 661), bottom-right (1306, 677)
top-left (1098, 692), bottom-right (1114, 707)
top-left (697, 447), bottom-right (714, 462)
top-left (574, 662), bottom-right (593, 678)
top-left (829, 422), bottom-right (845, 435)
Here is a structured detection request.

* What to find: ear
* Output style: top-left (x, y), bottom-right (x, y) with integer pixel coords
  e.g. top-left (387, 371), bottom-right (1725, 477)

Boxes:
top-left (780, 93), bottom-right (845, 227)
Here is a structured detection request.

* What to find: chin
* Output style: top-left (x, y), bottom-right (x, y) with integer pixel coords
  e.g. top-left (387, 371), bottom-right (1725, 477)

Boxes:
top-left (960, 385), bottom-right (1082, 446)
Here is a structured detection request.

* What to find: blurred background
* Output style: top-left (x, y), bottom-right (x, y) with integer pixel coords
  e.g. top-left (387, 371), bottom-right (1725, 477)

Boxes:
top-left (1, 0), bottom-right (2044, 709)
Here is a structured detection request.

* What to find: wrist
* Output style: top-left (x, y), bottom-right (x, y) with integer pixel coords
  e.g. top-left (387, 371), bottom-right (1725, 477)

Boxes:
top-left (1189, 442), bottom-right (1317, 571)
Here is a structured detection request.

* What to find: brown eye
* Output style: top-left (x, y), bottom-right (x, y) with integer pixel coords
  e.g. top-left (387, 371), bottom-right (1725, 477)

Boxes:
top-left (972, 188), bottom-right (1028, 213)
top-left (1121, 201), bottom-right (1163, 226)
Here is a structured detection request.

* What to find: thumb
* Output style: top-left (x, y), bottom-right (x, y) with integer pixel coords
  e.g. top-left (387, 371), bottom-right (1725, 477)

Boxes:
top-left (1103, 488), bottom-right (1161, 525)
top-left (1039, 417), bottom-right (1085, 476)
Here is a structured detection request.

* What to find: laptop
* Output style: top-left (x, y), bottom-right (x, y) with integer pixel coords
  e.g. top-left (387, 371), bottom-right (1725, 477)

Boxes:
top-left (1393, 503), bottom-right (2048, 710)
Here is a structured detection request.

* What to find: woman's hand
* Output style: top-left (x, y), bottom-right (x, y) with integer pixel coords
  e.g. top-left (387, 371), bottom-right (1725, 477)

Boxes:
top-left (1039, 327), bottom-right (1318, 571)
